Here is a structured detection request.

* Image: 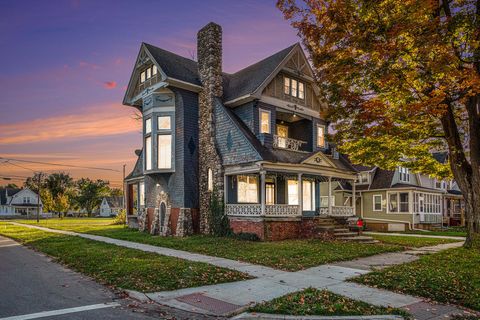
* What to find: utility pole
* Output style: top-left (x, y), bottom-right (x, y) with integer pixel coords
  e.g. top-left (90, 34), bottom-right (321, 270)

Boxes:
top-left (122, 164), bottom-right (126, 209)
top-left (36, 172), bottom-right (42, 223)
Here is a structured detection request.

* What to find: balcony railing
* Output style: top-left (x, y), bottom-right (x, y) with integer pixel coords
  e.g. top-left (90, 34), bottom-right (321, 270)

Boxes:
top-left (225, 204), bottom-right (299, 217)
top-left (318, 206), bottom-right (355, 217)
top-left (273, 135), bottom-right (306, 151)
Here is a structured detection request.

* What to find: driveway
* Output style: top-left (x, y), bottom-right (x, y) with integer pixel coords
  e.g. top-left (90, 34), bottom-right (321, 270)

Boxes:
top-left (0, 236), bottom-right (215, 320)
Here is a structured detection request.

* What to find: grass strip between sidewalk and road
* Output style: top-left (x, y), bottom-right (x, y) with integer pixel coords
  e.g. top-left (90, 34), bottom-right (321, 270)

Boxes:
top-left (250, 288), bottom-right (410, 318)
top-left (352, 247), bottom-right (480, 311)
top-left (0, 222), bottom-right (250, 292)
top-left (369, 234), bottom-right (461, 247)
top-left (14, 218), bottom-right (462, 271)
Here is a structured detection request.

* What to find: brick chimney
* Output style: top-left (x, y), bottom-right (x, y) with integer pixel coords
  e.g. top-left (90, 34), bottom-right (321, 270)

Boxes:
top-left (197, 22), bottom-right (224, 234)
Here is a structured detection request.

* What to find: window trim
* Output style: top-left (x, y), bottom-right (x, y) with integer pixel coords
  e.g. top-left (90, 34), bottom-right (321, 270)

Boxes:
top-left (259, 109), bottom-right (271, 134)
top-left (398, 166), bottom-right (410, 183)
top-left (283, 76), bottom-right (305, 100)
top-left (237, 175), bottom-right (259, 204)
top-left (387, 191), bottom-right (410, 214)
top-left (373, 194), bottom-right (382, 211)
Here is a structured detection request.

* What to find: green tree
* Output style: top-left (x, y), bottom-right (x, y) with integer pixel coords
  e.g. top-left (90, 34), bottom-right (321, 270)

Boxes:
top-left (75, 178), bottom-right (110, 216)
top-left (44, 173), bottom-right (73, 199)
top-left (53, 193), bottom-right (70, 218)
top-left (40, 189), bottom-right (54, 213)
top-left (278, 0), bottom-right (480, 248)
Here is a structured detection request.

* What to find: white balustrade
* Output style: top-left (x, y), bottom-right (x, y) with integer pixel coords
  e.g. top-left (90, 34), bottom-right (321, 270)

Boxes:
top-left (273, 135), bottom-right (306, 151)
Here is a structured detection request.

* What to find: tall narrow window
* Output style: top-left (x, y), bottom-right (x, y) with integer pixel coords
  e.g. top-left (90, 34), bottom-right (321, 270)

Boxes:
top-left (238, 175), bottom-right (258, 203)
top-left (373, 195), bottom-right (382, 211)
top-left (157, 135), bottom-right (172, 169)
top-left (291, 79), bottom-right (298, 97)
top-left (284, 77), bottom-right (290, 95)
top-left (141, 71), bottom-right (146, 83)
top-left (399, 192), bottom-right (409, 212)
top-left (146, 67), bottom-right (151, 79)
top-left (287, 179), bottom-right (299, 205)
top-left (266, 183), bottom-right (275, 205)
top-left (152, 65), bottom-right (157, 76)
top-left (298, 82), bottom-right (305, 99)
top-left (389, 193), bottom-right (398, 212)
top-left (302, 180), bottom-right (315, 211)
top-left (317, 124), bottom-right (325, 147)
top-left (145, 118), bottom-right (152, 134)
top-left (260, 109), bottom-right (271, 134)
top-left (139, 182), bottom-right (145, 207)
top-left (208, 168), bottom-right (213, 191)
top-left (145, 136), bottom-right (152, 170)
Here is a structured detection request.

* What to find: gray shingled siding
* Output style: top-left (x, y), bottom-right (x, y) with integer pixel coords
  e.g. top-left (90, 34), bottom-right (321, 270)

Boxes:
top-left (233, 102), bottom-right (255, 132)
top-left (178, 88), bottom-right (200, 209)
top-left (215, 100), bottom-right (262, 165)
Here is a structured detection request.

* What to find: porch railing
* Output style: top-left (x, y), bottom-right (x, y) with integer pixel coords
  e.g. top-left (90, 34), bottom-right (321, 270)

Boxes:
top-left (318, 206), bottom-right (355, 217)
top-left (273, 135), bottom-right (306, 151)
top-left (225, 204), bottom-right (299, 217)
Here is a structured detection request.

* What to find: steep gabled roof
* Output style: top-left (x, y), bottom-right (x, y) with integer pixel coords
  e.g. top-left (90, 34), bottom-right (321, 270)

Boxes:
top-left (143, 43), bottom-right (201, 86)
top-left (125, 150), bottom-right (144, 181)
top-left (369, 168), bottom-right (395, 189)
top-left (105, 196), bottom-right (124, 208)
top-left (222, 44), bottom-right (298, 101)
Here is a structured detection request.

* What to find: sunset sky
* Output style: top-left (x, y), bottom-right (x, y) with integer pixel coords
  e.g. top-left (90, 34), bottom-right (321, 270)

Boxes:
top-left (0, 0), bottom-right (299, 188)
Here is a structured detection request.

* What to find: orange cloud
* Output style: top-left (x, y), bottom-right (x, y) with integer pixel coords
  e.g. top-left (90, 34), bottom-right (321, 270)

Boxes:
top-left (103, 81), bottom-right (117, 89)
top-left (0, 103), bottom-right (141, 145)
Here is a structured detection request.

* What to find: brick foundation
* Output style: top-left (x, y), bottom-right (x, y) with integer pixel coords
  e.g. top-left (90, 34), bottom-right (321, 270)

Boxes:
top-left (229, 217), bottom-right (335, 241)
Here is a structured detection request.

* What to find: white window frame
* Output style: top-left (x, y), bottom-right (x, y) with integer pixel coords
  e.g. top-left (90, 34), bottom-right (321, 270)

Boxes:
top-left (140, 71), bottom-right (146, 83)
top-left (208, 168), bottom-right (213, 191)
top-left (157, 115), bottom-right (171, 130)
top-left (287, 179), bottom-right (299, 205)
top-left (283, 76), bottom-right (305, 100)
top-left (145, 118), bottom-right (152, 134)
top-left (145, 136), bottom-right (152, 171)
top-left (157, 134), bottom-right (172, 169)
top-left (317, 124), bottom-right (326, 148)
top-left (259, 109), bottom-right (271, 134)
top-left (237, 175), bottom-right (258, 203)
top-left (398, 166), bottom-right (410, 183)
top-left (357, 172), bottom-right (370, 185)
top-left (373, 194), bottom-right (382, 211)
top-left (387, 191), bottom-right (410, 213)
top-left (302, 180), bottom-right (315, 211)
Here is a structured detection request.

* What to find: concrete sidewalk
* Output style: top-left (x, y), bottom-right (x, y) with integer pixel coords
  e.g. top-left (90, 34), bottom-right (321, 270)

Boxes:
top-left (9, 222), bottom-right (473, 320)
top-left (365, 231), bottom-right (466, 240)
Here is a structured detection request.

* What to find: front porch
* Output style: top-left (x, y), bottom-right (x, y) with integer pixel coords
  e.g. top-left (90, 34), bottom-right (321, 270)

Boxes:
top-left (224, 167), bottom-right (358, 240)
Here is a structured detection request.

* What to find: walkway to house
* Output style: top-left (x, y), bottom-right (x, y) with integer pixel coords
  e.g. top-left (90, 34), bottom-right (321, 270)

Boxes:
top-left (10, 222), bottom-right (475, 320)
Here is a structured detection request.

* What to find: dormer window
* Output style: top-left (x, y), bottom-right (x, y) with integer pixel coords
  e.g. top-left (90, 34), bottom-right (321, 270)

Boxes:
top-left (284, 76), bottom-right (305, 100)
top-left (399, 166), bottom-right (410, 182)
top-left (357, 172), bottom-right (370, 184)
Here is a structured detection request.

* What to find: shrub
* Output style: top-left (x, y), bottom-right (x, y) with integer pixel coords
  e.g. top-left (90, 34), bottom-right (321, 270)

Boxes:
top-left (233, 232), bottom-right (260, 242)
top-left (209, 188), bottom-right (231, 237)
top-left (113, 209), bottom-right (126, 225)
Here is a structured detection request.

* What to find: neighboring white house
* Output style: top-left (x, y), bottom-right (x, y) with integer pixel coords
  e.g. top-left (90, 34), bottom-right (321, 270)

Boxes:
top-left (99, 196), bottom-right (123, 217)
top-left (0, 187), bottom-right (43, 216)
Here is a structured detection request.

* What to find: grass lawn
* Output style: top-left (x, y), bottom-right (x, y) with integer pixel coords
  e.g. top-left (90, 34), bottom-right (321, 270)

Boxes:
top-left (352, 247), bottom-right (480, 311)
top-left (15, 218), bottom-right (461, 271)
top-left (0, 223), bottom-right (249, 292)
top-left (17, 219), bottom-right (404, 271)
top-left (370, 234), bottom-right (462, 247)
top-left (404, 229), bottom-right (467, 237)
top-left (251, 288), bottom-right (410, 318)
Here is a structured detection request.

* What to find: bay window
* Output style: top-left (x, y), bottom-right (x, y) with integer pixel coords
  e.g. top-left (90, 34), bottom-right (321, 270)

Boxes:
top-left (238, 175), bottom-right (258, 203)
top-left (157, 135), bottom-right (172, 169)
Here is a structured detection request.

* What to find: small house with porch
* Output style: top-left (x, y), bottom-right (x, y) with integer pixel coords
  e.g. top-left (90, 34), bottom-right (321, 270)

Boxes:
top-left (123, 22), bottom-right (360, 240)
top-left (0, 187), bottom-right (42, 216)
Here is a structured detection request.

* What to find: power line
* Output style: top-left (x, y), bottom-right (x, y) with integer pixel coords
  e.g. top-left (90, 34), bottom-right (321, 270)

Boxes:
top-left (3, 161), bottom-right (37, 172)
top-left (0, 157), bottom-right (121, 172)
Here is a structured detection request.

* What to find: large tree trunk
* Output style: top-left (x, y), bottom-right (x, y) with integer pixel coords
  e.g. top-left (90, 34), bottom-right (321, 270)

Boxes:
top-left (441, 96), bottom-right (480, 249)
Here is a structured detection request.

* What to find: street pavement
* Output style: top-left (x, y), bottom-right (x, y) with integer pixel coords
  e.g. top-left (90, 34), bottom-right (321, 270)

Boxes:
top-left (0, 235), bottom-right (215, 320)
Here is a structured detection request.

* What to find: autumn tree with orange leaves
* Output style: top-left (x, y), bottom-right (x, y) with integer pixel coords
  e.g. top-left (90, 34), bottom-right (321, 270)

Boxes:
top-left (278, 0), bottom-right (480, 248)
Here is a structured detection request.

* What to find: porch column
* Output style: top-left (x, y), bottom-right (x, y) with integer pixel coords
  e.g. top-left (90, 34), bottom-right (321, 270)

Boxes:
top-left (352, 179), bottom-right (356, 215)
top-left (260, 171), bottom-right (266, 216)
top-left (328, 177), bottom-right (332, 216)
top-left (298, 173), bottom-right (303, 215)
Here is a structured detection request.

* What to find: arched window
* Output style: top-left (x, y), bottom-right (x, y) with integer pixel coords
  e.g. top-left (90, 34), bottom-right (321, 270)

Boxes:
top-left (208, 168), bottom-right (213, 191)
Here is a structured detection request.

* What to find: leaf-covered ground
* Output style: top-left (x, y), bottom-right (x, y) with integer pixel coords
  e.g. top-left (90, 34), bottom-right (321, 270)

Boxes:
top-left (0, 223), bottom-right (250, 292)
top-left (16, 218), bottom-right (404, 271)
top-left (251, 288), bottom-right (410, 318)
top-left (352, 247), bottom-right (480, 311)
top-left (370, 234), bottom-right (461, 247)
top-left (16, 218), bottom-right (460, 271)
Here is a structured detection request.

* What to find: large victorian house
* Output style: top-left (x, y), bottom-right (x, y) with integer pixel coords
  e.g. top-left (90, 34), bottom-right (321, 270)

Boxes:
top-left (123, 22), bottom-right (362, 240)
